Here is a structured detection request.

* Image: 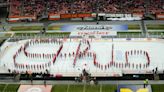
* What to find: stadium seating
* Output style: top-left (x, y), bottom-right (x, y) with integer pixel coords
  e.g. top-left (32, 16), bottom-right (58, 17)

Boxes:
top-left (121, 0), bottom-right (145, 13)
top-left (147, 0), bottom-right (164, 14)
top-left (9, 0), bottom-right (21, 16)
top-left (23, 0), bottom-right (45, 17)
top-left (8, 0), bottom-right (164, 19)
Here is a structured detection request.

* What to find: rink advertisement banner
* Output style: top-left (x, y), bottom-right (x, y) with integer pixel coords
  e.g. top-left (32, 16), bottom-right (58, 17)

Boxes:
top-left (117, 85), bottom-right (152, 92)
top-left (70, 31), bottom-right (117, 37)
top-left (61, 25), bottom-right (128, 32)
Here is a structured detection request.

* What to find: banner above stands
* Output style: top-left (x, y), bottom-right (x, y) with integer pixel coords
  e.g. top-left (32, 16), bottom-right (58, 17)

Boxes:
top-left (49, 14), bottom-right (60, 20)
top-left (104, 13), bottom-right (143, 20)
top-left (48, 13), bottom-right (96, 20)
top-left (9, 12), bottom-right (163, 22)
top-left (105, 14), bottom-right (131, 17)
top-left (8, 16), bottom-right (36, 22)
top-left (156, 14), bottom-right (164, 20)
top-left (48, 13), bottom-right (143, 21)
top-left (60, 13), bottom-right (93, 18)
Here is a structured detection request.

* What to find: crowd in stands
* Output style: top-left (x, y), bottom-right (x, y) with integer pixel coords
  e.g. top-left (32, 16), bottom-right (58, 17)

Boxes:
top-left (97, 0), bottom-right (120, 13)
top-left (121, 0), bottom-right (145, 13)
top-left (147, 0), bottom-right (164, 14)
top-left (23, 0), bottom-right (46, 17)
top-left (47, 0), bottom-right (97, 14)
top-left (47, 0), bottom-right (72, 14)
top-left (9, 0), bottom-right (46, 17)
top-left (9, 0), bottom-right (164, 17)
top-left (9, 0), bottom-right (21, 16)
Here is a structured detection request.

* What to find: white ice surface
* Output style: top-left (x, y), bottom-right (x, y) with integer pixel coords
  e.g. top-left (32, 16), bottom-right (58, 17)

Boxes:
top-left (1, 39), bottom-right (164, 76)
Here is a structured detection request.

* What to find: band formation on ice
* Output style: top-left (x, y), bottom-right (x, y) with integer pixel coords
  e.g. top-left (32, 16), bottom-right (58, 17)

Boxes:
top-left (0, 37), bottom-right (154, 77)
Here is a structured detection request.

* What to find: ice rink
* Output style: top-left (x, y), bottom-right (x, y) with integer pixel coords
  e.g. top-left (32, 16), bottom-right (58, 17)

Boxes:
top-left (0, 38), bottom-right (164, 77)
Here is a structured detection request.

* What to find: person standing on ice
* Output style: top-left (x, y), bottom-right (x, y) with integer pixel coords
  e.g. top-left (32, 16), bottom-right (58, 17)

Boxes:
top-left (64, 53), bottom-right (67, 58)
top-left (60, 53), bottom-right (63, 58)
top-left (79, 53), bottom-right (81, 59)
top-left (87, 52), bottom-right (90, 57)
top-left (69, 53), bottom-right (71, 57)
top-left (72, 52), bottom-right (75, 57)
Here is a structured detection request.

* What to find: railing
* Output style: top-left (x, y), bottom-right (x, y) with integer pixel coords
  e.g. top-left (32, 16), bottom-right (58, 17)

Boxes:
top-left (0, 33), bottom-right (164, 41)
